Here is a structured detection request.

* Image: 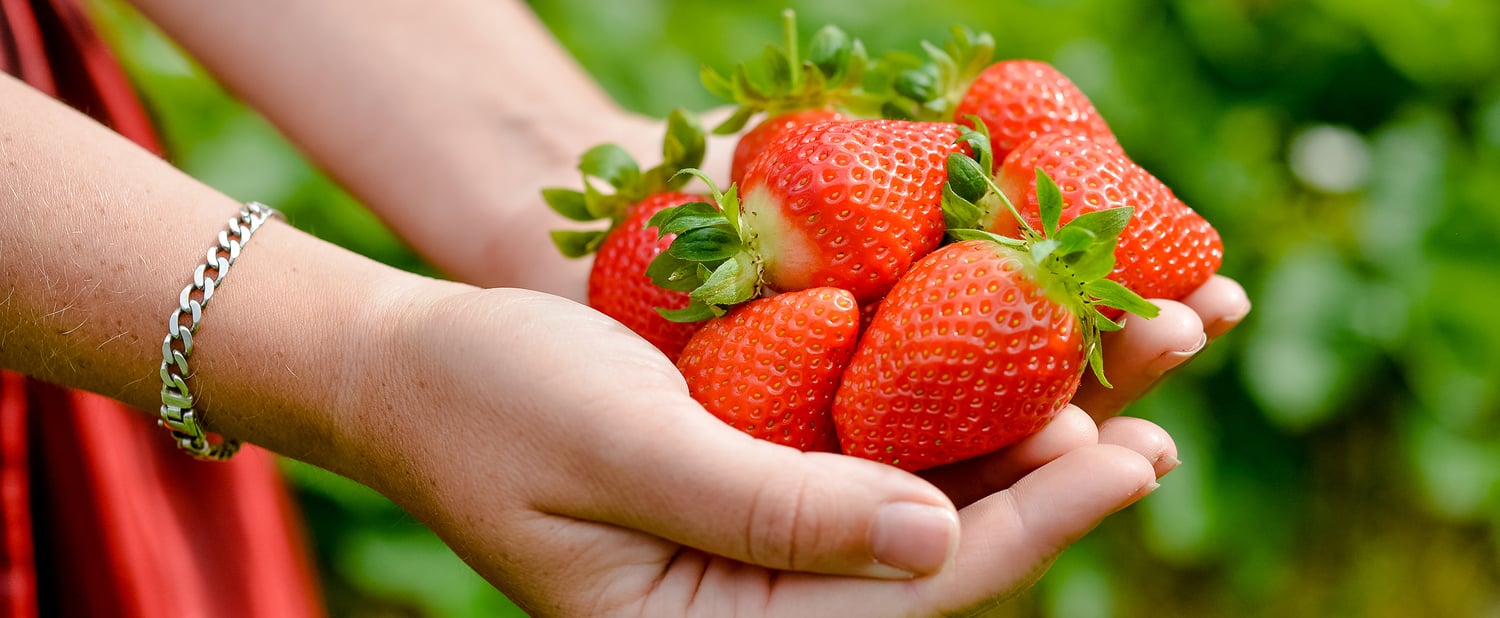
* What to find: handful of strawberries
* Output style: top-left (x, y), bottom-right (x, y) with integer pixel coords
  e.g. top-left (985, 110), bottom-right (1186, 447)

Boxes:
top-left (546, 13), bottom-right (1223, 472)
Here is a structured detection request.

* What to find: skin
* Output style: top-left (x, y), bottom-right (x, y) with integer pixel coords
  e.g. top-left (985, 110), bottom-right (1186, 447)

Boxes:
top-left (0, 1), bottom-right (1252, 615)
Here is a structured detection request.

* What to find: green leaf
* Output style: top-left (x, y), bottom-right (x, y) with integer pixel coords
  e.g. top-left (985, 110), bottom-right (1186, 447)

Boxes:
top-left (549, 229), bottom-right (607, 258)
top-left (1066, 242), bottom-right (1117, 281)
top-left (714, 105), bottom-right (758, 135)
top-left (1060, 207), bottom-right (1133, 241)
top-left (942, 182), bottom-right (984, 230)
top-left (668, 226), bottom-right (741, 261)
top-left (948, 227), bottom-right (1028, 247)
top-left (542, 188), bottom-right (593, 222)
top-left (894, 67), bottom-right (939, 102)
top-left (1054, 225), bottom-right (1097, 256)
top-left (946, 152), bottom-right (988, 205)
top-left (1094, 308), bottom-right (1125, 332)
top-left (701, 66), bottom-right (734, 100)
top-left (646, 252), bottom-right (706, 292)
top-left (658, 300), bottom-right (720, 323)
top-left (807, 25), bottom-right (852, 79)
top-left (1083, 279), bottom-right (1161, 318)
top-left (1088, 343), bottom-right (1111, 389)
top-left (651, 201), bottom-right (724, 236)
top-left (661, 109), bottom-right (706, 175)
top-left (578, 144), bottom-right (640, 190)
top-left (1036, 168), bottom-right (1063, 236)
top-left (1031, 238), bottom-right (1061, 264)
top-left (691, 253), bottom-right (759, 306)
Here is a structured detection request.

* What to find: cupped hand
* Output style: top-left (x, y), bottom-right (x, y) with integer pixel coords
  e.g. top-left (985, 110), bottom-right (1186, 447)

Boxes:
top-left (335, 284), bottom-right (1174, 617)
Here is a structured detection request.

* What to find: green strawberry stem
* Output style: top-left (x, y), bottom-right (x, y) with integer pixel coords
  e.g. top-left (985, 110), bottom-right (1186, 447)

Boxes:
top-left (644, 170), bottom-right (761, 322)
top-left (543, 109), bottom-right (706, 258)
top-left (880, 25), bottom-right (995, 121)
top-left (701, 10), bottom-right (878, 133)
top-left (941, 124), bottom-right (1159, 389)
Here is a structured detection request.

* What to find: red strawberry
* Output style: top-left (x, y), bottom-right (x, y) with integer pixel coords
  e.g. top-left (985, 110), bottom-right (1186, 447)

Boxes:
top-left (701, 11), bottom-right (882, 184)
top-left (677, 287), bottom-right (861, 452)
top-left (882, 29), bottom-right (1114, 163)
top-left (587, 192), bottom-right (709, 360)
top-left (731, 108), bottom-right (846, 185)
top-left (954, 60), bottom-right (1116, 161)
top-left (647, 119), bottom-right (968, 322)
top-left (546, 110), bottom-right (710, 360)
top-left (990, 133), bottom-right (1222, 306)
top-left (832, 240), bottom-right (1085, 470)
top-left (834, 151), bottom-right (1162, 471)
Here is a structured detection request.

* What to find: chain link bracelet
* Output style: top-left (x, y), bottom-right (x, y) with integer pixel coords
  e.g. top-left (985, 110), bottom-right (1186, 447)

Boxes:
top-left (158, 202), bottom-right (278, 461)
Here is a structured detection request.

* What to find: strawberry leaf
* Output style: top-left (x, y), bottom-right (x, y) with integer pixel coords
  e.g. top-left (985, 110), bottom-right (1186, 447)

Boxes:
top-left (692, 253), bottom-right (759, 307)
top-left (649, 201), bottom-right (723, 236)
top-left (646, 253), bottom-right (704, 292)
top-left (661, 110), bottom-right (707, 183)
top-left (1036, 168), bottom-right (1063, 236)
top-left (1084, 279), bottom-right (1160, 318)
top-left (942, 182), bottom-right (985, 230)
top-left (946, 152), bottom-right (989, 205)
top-left (1054, 225), bottom-right (1097, 255)
top-left (808, 25), bottom-right (854, 82)
top-left (668, 226), bottom-right (741, 261)
top-left (659, 300), bottom-right (719, 323)
top-left (543, 188), bottom-right (593, 222)
top-left (550, 230), bottom-right (608, 259)
top-left (1063, 240), bottom-right (1117, 281)
top-left (578, 144), bottom-right (640, 190)
top-left (1030, 238), bottom-right (1061, 264)
top-left (1059, 207), bottom-right (1133, 241)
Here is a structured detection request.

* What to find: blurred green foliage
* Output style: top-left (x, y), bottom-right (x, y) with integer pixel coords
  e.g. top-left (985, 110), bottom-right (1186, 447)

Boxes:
top-left (89, 0), bottom-right (1500, 615)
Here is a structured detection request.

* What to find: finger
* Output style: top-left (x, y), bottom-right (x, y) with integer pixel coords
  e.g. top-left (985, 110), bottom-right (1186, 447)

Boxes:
top-left (915, 444), bottom-right (1157, 613)
top-left (1072, 299), bottom-right (1205, 420)
top-left (553, 398), bottom-right (961, 580)
top-left (1098, 416), bottom-right (1180, 478)
top-left (766, 444), bottom-right (1158, 616)
top-left (920, 405), bottom-right (1099, 508)
top-left (1181, 274), bottom-right (1251, 340)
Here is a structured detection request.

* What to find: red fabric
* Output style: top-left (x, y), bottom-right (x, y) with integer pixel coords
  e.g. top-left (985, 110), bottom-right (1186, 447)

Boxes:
top-left (1, 1), bottom-right (324, 616)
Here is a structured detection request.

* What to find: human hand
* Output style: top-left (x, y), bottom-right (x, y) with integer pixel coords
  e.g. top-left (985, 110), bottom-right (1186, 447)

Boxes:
top-left (327, 283), bottom-right (1174, 616)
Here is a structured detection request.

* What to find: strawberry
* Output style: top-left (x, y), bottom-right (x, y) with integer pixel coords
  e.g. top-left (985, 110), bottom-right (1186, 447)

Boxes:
top-left (700, 10), bottom-right (882, 184)
top-left (833, 156), bottom-right (1161, 471)
top-left (545, 110), bottom-right (710, 360)
top-left (988, 133), bottom-right (1223, 307)
top-left (882, 28), bottom-right (1115, 162)
top-left (676, 287), bottom-right (861, 452)
top-left (953, 60), bottom-right (1117, 160)
top-left (646, 118), bottom-right (969, 321)
top-left (730, 108), bottom-right (846, 185)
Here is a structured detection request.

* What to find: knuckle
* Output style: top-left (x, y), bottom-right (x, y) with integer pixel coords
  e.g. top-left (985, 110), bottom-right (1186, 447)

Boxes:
top-left (743, 468), bottom-right (821, 571)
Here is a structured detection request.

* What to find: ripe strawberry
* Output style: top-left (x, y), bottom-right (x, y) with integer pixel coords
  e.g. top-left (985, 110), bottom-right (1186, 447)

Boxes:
top-left (701, 11), bottom-right (883, 184)
top-left (834, 161), bottom-right (1161, 471)
top-left (546, 110), bottom-right (710, 360)
top-left (676, 287), bottom-right (861, 452)
top-left (882, 29), bottom-right (1114, 163)
top-left (953, 60), bottom-right (1116, 160)
top-left (647, 119), bottom-right (968, 321)
top-left (990, 133), bottom-right (1222, 306)
top-left (586, 192), bottom-right (709, 360)
top-left (731, 108), bottom-right (846, 185)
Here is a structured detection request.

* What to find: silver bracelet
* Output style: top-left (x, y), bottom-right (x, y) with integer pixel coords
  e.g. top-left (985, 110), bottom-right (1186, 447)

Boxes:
top-left (158, 202), bottom-right (279, 461)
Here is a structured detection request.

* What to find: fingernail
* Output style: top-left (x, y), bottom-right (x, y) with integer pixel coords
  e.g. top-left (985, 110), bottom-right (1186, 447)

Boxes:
top-left (868, 502), bottom-right (958, 577)
top-left (1149, 332), bottom-right (1208, 376)
top-left (1155, 453), bottom-right (1183, 477)
top-left (1138, 481), bottom-right (1162, 497)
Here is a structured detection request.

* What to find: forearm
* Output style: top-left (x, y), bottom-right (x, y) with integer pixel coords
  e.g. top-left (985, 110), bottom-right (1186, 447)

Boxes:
top-left (125, 0), bottom-right (649, 297)
top-left (0, 73), bottom-right (449, 477)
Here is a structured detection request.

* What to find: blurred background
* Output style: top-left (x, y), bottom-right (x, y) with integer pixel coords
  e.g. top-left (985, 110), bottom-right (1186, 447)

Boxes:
top-left (87, 0), bottom-right (1500, 615)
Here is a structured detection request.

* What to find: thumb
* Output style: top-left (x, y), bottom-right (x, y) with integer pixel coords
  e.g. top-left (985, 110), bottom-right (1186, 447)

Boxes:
top-left (567, 404), bottom-right (960, 579)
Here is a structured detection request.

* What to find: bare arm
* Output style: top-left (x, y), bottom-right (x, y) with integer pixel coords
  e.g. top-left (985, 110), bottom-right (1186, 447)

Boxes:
top-left (123, 0), bottom-right (662, 298)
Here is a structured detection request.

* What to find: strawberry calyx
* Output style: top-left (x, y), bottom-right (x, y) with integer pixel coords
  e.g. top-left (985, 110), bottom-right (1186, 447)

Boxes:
top-left (643, 171), bottom-right (760, 322)
top-left (703, 9), bottom-right (880, 134)
top-left (879, 26), bottom-right (995, 121)
top-left (545, 108), bottom-right (707, 258)
top-left (942, 123), bottom-right (1159, 388)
